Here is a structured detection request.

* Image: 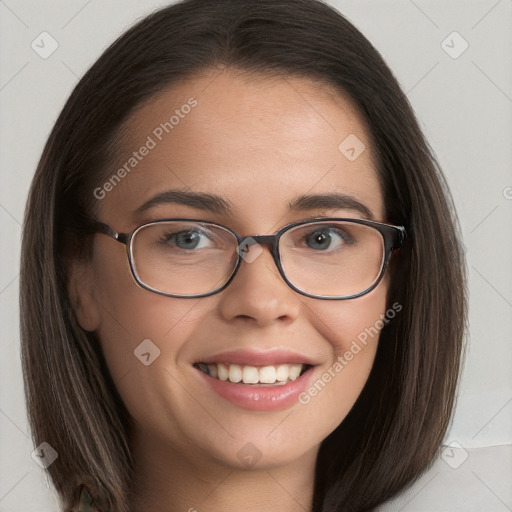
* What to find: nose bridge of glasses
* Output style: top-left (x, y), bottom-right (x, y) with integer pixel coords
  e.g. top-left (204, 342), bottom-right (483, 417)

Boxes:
top-left (239, 234), bottom-right (277, 257)
top-left (235, 234), bottom-right (280, 271)
top-left (243, 234), bottom-right (275, 247)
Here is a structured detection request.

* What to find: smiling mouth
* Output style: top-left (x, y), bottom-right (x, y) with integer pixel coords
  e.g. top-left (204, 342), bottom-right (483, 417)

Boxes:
top-left (194, 362), bottom-right (312, 386)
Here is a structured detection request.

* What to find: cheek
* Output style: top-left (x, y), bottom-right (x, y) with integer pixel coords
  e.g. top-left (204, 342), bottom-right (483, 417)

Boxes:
top-left (89, 245), bottom-right (206, 396)
top-left (312, 281), bottom-right (388, 356)
top-left (298, 283), bottom-right (388, 431)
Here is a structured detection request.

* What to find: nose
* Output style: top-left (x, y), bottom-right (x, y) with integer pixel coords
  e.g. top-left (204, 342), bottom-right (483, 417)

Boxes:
top-left (216, 241), bottom-right (301, 326)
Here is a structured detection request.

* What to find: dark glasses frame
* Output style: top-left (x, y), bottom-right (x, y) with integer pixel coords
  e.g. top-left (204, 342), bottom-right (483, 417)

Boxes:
top-left (91, 217), bottom-right (406, 300)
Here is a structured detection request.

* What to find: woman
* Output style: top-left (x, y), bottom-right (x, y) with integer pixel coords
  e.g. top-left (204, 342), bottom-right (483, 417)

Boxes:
top-left (20, 0), bottom-right (467, 511)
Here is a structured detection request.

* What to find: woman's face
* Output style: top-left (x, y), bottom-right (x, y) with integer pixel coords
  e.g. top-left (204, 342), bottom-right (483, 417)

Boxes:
top-left (72, 69), bottom-right (389, 472)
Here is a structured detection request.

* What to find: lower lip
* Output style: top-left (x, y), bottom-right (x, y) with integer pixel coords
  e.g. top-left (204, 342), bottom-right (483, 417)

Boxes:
top-left (194, 366), bottom-right (315, 411)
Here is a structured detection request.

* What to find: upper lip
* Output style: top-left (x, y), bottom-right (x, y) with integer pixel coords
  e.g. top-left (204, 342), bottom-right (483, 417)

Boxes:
top-left (195, 349), bottom-right (318, 367)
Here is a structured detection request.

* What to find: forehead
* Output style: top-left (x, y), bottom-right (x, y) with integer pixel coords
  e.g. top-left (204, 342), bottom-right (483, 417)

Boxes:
top-left (98, 69), bottom-right (384, 229)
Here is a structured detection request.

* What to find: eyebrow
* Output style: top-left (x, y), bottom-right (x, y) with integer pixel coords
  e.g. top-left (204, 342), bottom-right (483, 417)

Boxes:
top-left (288, 193), bottom-right (374, 219)
top-left (134, 189), bottom-right (374, 219)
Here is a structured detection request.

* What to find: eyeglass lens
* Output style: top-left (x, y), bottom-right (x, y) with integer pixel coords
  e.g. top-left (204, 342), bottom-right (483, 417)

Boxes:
top-left (130, 220), bottom-right (386, 298)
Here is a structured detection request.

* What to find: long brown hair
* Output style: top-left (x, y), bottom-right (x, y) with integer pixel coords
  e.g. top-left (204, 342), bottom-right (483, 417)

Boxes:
top-left (20, 1), bottom-right (467, 510)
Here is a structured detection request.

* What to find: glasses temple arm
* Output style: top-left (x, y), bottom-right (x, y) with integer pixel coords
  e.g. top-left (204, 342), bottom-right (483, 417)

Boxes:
top-left (394, 226), bottom-right (407, 248)
top-left (90, 221), bottom-right (129, 245)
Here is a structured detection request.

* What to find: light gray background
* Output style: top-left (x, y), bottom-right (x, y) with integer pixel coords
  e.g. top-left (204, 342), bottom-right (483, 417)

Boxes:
top-left (1, 0), bottom-right (511, 510)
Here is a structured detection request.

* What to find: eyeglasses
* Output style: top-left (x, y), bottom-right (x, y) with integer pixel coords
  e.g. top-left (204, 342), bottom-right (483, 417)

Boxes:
top-left (91, 217), bottom-right (405, 300)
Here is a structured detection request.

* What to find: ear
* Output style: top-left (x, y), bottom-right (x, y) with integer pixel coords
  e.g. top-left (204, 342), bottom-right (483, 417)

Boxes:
top-left (66, 258), bottom-right (102, 332)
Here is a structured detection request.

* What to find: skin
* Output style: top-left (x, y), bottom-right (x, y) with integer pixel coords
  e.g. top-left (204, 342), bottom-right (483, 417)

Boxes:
top-left (69, 68), bottom-right (390, 511)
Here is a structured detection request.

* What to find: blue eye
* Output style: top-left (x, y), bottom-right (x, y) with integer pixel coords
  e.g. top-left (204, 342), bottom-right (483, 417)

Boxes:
top-left (304, 226), bottom-right (354, 251)
top-left (160, 229), bottom-right (214, 250)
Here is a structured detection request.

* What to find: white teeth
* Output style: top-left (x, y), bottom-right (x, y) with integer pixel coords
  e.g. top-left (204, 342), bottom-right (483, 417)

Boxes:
top-left (228, 364), bottom-right (242, 383)
top-left (217, 363), bottom-right (229, 381)
top-left (288, 364), bottom-right (302, 380)
top-left (199, 362), bottom-right (307, 385)
top-left (259, 366), bottom-right (277, 384)
top-left (242, 366), bottom-right (259, 384)
top-left (276, 364), bottom-right (289, 382)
